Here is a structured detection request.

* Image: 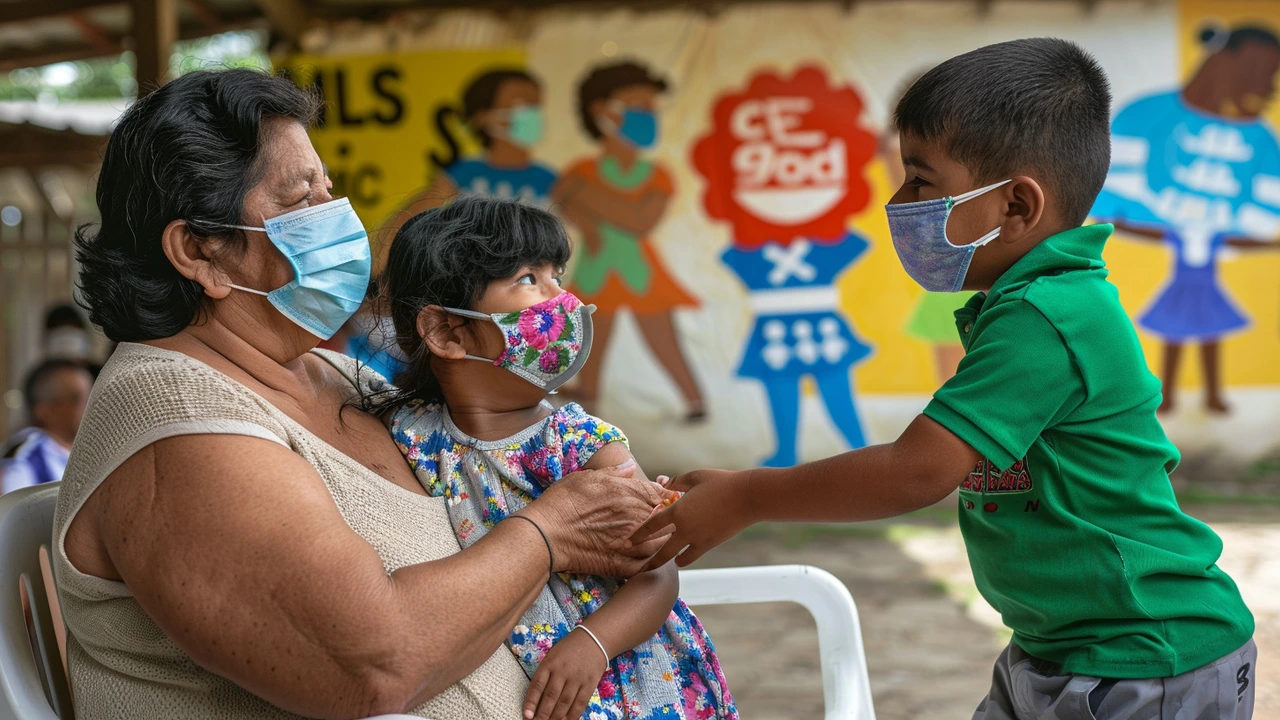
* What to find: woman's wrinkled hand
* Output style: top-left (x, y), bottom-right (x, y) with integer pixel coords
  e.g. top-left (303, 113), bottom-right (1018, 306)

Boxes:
top-left (520, 459), bottom-right (677, 578)
top-left (625, 468), bottom-right (757, 571)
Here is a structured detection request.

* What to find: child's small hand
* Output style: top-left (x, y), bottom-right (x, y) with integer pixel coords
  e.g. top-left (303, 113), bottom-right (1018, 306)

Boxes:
top-left (522, 628), bottom-right (608, 720)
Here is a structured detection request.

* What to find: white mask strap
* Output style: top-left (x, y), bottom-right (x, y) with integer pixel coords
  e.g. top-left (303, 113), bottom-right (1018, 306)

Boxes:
top-left (952, 179), bottom-right (1013, 206)
top-left (226, 283), bottom-right (269, 297)
top-left (970, 226), bottom-right (1003, 248)
top-left (442, 307), bottom-right (498, 363)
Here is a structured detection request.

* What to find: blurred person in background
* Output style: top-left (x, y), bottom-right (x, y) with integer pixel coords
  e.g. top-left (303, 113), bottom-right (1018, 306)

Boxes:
top-left (0, 359), bottom-right (94, 493)
top-left (43, 303), bottom-right (95, 363)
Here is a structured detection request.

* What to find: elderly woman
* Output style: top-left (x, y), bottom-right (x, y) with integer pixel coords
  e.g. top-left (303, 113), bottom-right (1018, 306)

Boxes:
top-left (52, 69), bottom-right (673, 720)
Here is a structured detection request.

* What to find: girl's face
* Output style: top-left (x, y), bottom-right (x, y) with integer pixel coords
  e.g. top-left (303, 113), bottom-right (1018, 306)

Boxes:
top-left (465, 263), bottom-right (565, 360)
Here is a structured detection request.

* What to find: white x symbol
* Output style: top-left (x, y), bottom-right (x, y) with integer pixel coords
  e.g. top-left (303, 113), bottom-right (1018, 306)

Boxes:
top-left (762, 239), bottom-right (817, 286)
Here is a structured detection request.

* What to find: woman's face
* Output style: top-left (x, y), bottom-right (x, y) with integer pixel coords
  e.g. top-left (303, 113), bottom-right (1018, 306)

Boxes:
top-left (222, 118), bottom-right (336, 347)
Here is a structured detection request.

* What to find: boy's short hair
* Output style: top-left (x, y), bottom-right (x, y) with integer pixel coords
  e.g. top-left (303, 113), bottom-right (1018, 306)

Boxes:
top-left (894, 38), bottom-right (1112, 226)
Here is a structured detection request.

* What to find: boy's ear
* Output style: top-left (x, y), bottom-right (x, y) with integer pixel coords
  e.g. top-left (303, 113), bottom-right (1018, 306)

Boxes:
top-left (999, 175), bottom-right (1046, 244)
top-left (417, 306), bottom-right (469, 360)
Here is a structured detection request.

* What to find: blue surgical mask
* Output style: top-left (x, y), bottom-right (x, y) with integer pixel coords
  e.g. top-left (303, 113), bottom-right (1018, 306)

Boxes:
top-left (603, 103), bottom-right (658, 149)
top-left (219, 197), bottom-right (371, 340)
top-left (885, 179), bottom-right (1011, 293)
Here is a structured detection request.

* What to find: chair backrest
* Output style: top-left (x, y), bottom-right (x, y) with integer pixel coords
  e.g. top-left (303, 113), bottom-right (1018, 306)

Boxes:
top-left (0, 484), bottom-right (71, 720)
top-left (679, 565), bottom-right (876, 720)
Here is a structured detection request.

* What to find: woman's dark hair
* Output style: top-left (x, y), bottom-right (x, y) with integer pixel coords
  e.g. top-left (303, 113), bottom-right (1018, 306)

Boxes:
top-left (75, 69), bottom-right (319, 342)
top-left (577, 61), bottom-right (669, 140)
top-left (430, 69), bottom-right (540, 170)
top-left (371, 195), bottom-right (571, 414)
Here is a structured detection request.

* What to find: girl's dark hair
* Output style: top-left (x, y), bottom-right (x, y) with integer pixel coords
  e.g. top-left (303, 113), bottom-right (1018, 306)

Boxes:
top-left (430, 69), bottom-right (540, 170)
top-left (577, 61), bottom-right (669, 140)
top-left (372, 195), bottom-right (571, 414)
top-left (75, 69), bottom-right (319, 342)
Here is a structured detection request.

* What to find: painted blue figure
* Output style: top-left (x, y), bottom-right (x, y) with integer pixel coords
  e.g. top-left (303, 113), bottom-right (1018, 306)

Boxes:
top-left (1090, 24), bottom-right (1280, 413)
top-left (722, 233), bottom-right (872, 467)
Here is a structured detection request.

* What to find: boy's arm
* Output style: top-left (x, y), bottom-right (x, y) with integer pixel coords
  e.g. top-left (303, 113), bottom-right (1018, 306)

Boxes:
top-left (630, 415), bottom-right (980, 569)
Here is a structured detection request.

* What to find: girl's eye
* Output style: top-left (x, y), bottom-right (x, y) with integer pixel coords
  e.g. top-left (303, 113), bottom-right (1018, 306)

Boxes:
top-left (517, 273), bottom-right (536, 285)
top-left (907, 176), bottom-right (928, 188)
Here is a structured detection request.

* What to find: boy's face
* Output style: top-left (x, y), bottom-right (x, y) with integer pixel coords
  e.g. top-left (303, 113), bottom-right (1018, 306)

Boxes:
top-left (890, 133), bottom-right (1042, 291)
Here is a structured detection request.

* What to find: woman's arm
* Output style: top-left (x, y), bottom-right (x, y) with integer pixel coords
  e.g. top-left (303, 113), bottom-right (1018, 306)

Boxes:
top-left (72, 433), bottom-right (671, 720)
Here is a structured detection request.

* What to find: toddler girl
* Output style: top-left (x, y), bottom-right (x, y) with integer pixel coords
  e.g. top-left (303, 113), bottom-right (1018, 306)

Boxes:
top-left (378, 195), bottom-right (736, 720)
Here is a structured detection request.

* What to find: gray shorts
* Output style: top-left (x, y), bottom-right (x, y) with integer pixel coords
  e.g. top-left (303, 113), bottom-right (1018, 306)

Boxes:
top-left (972, 640), bottom-right (1257, 720)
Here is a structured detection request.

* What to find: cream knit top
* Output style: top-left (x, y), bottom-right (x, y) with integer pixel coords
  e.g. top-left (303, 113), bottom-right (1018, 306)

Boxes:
top-left (52, 342), bottom-right (528, 719)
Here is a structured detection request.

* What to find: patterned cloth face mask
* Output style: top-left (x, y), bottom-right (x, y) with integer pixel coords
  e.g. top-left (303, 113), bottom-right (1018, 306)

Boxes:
top-left (885, 179), bottom-right (1011, 293)
top-left (445, 291), bottom-right (595, 393)
top-left (216, 197), bottom-right (371, 340)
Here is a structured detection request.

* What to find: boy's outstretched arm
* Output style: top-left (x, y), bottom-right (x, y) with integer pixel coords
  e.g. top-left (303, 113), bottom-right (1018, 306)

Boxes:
top-left (630, 415), bottom-right (981, 569)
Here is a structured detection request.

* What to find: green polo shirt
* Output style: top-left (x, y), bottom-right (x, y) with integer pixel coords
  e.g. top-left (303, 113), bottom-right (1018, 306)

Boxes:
top-left (924, 223), bottom-right (1253, 679)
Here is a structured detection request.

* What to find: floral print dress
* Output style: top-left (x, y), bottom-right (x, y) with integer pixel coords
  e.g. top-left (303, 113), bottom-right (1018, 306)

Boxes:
top-left (392, 401), bottom-right (737, 720)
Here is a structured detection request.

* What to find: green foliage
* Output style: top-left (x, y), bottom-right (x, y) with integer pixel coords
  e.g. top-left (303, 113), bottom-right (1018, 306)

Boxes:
top-left (0, 30), bottom-right (269, 102)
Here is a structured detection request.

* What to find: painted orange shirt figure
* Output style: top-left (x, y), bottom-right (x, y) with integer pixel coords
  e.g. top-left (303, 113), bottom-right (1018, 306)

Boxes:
top-left (553, 61), bottom-right (706, 421)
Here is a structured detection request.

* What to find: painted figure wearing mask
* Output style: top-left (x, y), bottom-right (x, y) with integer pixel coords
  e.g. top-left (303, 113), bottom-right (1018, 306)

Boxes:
top-left (553, 60), bottom-right (706, 422)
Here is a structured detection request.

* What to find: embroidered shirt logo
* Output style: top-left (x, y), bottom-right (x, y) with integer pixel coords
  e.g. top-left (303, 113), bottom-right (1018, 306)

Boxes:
top-left (961, 458), bottom-right (1033, 494)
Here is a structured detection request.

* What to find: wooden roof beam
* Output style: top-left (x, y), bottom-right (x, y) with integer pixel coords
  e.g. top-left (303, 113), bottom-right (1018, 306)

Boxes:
top-left (251, 0), bottom-right (307, 44)
top-left (0, 14), bottom-right (261, 73)
top-left (0, 0), bottom-right (122, 27)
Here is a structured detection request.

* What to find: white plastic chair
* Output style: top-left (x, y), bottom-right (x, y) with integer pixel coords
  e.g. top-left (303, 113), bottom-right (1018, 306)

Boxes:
top-left (680, 565), bottom-right (875, 720)
top-left (0, 486), bottom-right (874, 720)
top-left (0, 484), bottom-right (67, 720)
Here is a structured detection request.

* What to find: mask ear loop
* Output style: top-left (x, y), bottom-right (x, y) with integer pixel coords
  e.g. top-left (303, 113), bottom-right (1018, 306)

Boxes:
top-left (199, 220), bottom-right (274, 296)
top-left (951, 179), bottom-right (1013, 205)
top-left (945, 179), bottom-right (1014, 249)
top-left (441, 307), bottom-right (500, 363)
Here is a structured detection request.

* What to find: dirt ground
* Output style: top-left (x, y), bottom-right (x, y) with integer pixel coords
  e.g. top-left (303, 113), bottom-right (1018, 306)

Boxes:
top-left (686, 496), bottom-right (1280, 720)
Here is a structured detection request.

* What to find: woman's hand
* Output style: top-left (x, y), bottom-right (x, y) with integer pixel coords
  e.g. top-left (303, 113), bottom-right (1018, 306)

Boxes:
top-left (522, 630), bottom-right (607, 720)
top-left (626, 469), bottom-right (758, 570)
top-left (521, 459), bottom-right (677, 578)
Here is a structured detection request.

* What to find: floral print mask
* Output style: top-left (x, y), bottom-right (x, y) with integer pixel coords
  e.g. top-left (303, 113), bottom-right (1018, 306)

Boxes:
top-left (445, 291), bottom-right (595, 392)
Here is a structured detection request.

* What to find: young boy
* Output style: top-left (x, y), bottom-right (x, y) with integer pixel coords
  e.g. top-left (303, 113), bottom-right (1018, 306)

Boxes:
top-left (629, 38), bottom-right (1256, 720)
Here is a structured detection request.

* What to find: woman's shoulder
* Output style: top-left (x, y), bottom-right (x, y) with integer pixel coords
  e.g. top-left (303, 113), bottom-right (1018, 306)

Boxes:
top-left (82, 343), bottom-right (291, 443)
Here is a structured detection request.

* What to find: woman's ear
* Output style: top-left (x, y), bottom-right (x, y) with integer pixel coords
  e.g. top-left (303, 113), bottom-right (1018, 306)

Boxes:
top-left (160, 220), bottom-right (232, 299)
top-left (999, 175), bottom-right (1046, 244)
top-left (417, 306), bottom-right (469, 360)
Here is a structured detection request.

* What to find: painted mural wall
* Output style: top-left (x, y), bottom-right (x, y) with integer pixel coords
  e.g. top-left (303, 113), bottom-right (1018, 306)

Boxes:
top-left (286, 0), bottom-right (1280, 476)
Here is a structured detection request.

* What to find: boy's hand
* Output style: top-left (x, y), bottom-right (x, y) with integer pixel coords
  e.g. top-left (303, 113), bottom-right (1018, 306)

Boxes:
top-left (627, 468), bottom-right (757, 571)
top-left (522, 629), bottom-right (608, 720)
